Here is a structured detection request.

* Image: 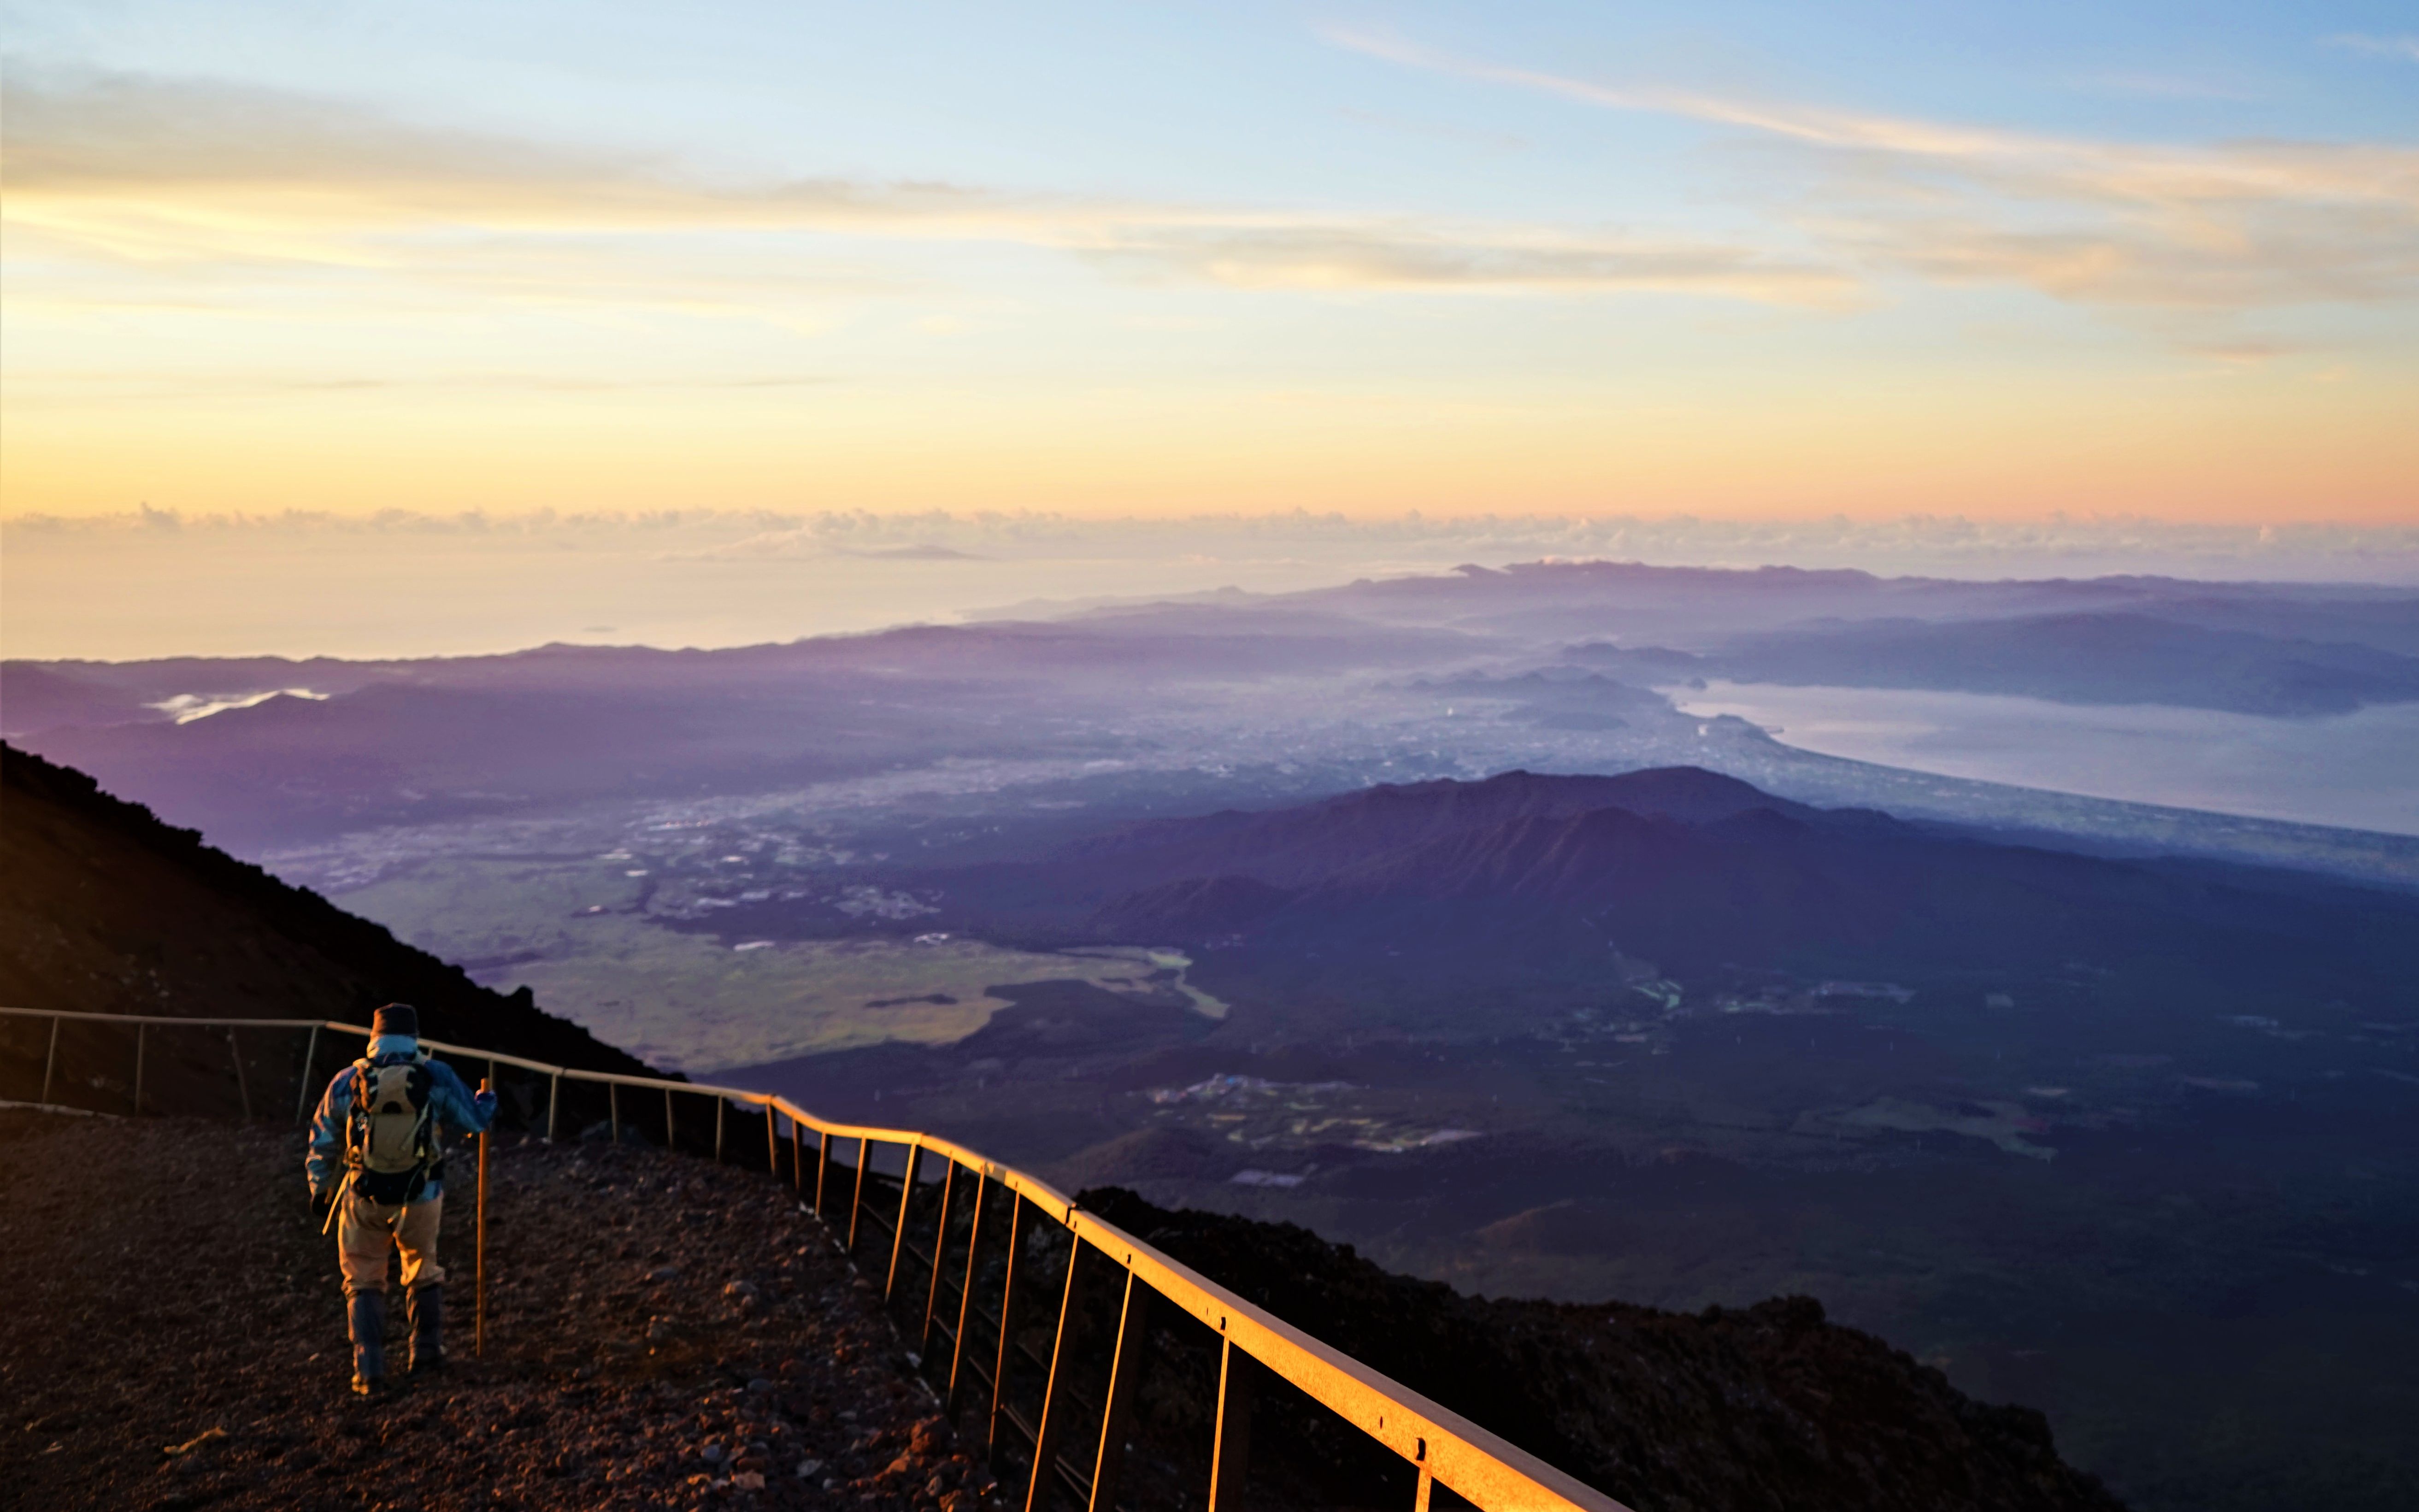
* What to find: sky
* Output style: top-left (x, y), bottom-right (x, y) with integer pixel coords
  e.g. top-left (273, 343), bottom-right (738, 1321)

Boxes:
top-left (4, 1), bottom-right (2418, 528)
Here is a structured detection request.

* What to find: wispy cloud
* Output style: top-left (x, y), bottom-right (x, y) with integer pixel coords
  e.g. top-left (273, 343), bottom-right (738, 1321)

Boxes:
top-left (1079, 224), bottom-right (1848, 301)
top-left (1324, 26), bottom-right (2419, 313)
top-left (1, 68), bottom-right (1842, 308)
top-left (2184, 337), bottom-right (2302, 365)
top-left (2, 369), bottom-right (844, 406)
top-left (2325, 34), bottom-right (2419, 63)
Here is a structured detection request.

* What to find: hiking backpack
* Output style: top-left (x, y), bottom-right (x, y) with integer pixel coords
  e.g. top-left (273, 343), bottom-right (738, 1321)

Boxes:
top-left (343, 1055), bottom-right (441, 1204)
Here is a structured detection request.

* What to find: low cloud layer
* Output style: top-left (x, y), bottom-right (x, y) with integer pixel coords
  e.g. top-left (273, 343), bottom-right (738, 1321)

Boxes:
top-left (9, 506), bottom-right (2416, 663)
top-left (14, 503), bottom-right (2418, 573)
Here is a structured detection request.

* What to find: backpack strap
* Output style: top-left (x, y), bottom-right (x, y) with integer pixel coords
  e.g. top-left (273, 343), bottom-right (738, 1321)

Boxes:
top-left (406, 1064), bottom-right (437, 1165)
top-left (341, 1059), bottom-right (374, 1172)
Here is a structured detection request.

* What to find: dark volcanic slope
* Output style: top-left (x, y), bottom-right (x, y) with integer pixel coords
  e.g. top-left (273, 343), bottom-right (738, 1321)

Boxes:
top-left (1054, 767), bottom-right (2419, 990)
top-left (1062, 766), bottom-right (1828, 891)
top-left (0, 1110), bottom-right (993, 1512)
top-left (0, 743), bottom-right (655, 1112)
top-left (1082, 1187), bottom-right (2120, 1512)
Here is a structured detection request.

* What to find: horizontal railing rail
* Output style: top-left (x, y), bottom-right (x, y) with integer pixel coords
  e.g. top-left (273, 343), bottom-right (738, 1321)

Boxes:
top-left (0, 1005), bottom-right (1629, 1512)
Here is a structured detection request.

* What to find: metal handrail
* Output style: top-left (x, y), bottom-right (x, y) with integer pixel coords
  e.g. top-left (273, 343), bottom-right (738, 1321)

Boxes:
top-left (0, 1005), bottom-right (1628, 1512)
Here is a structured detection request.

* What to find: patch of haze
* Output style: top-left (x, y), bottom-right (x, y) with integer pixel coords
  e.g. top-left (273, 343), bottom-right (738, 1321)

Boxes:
top-left (147, 688), bottom-right (328, 723)
top-left (6, 508), bottom-right (2417, 661)
top-left (1671, 681), bottom-right (2419, 836)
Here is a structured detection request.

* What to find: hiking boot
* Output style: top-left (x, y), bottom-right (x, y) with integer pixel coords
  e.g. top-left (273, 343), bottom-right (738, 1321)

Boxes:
top-left (406, 1284), bottom-right (445, 1377)
top-left (347, 1289), bottom-right (386, 1396)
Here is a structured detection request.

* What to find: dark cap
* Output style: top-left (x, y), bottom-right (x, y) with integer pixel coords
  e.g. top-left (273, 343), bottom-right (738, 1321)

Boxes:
top-left (371, 1003), bottom-right (419, 1038)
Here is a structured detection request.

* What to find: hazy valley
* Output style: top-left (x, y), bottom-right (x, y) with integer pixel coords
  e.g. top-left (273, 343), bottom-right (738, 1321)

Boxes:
top-left (9, 560), bottom-right (2419, 1510)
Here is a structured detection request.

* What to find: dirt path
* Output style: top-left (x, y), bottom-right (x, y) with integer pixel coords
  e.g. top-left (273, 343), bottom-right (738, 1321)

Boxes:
top-left (0, 1109), bottom-right (997, 1512)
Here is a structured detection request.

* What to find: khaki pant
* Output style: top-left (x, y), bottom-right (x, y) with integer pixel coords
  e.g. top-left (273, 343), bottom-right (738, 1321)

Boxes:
top-left (337, 1190), bottom-right (446, 1296)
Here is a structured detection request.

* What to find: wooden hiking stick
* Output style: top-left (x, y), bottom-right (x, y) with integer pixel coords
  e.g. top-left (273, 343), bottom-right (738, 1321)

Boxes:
top-left (477, 1076), bottom-right (490, 1359)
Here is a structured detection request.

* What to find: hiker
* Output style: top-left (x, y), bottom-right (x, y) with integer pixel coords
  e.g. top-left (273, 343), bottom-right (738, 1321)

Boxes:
top-left (306, 1003), bottom-right (497, 1396)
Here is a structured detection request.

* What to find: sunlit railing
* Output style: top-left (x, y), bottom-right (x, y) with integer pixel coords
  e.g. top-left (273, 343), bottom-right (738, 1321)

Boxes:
top-left (0, 1005), bottom-right (1627, 1512)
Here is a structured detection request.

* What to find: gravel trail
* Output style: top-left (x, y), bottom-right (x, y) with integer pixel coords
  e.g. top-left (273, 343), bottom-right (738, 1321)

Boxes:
top-left (0, 1109), bottom-right (995, 1512)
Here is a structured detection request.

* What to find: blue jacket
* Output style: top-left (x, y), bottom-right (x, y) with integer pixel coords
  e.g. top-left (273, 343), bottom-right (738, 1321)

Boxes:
top-left (306, 1036), bottom-right (494, 1202)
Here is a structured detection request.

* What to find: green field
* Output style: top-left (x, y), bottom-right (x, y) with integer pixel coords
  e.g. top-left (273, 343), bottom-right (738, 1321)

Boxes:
top-left (338, 857), bottom-right (1222, 1072)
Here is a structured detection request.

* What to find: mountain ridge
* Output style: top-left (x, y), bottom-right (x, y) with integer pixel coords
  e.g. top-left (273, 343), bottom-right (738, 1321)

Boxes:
top-left (1080, 1184), bottom-right (2125, 1512)
top-left (1039, 768), bottom-right (2419, 996)
top-left (0, 741), bottom-right (661, 1115)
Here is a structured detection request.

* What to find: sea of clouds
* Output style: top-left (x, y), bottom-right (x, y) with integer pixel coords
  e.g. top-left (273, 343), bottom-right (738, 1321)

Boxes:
top-left (7, 507), bottom-right (2418, 662)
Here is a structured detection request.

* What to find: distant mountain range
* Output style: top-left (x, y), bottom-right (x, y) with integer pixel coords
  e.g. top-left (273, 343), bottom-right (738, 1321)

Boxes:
top-left (1576, 612), bottom-right (2419, 717)
top-left (1302, 560), bottom-right (2419, 657)
top-left (0, 612), bottom-right (1475, 847)
top-left (8, 561), bottom-right (2417, 884)
top-left (0, 608), bottom-right (1474, 739)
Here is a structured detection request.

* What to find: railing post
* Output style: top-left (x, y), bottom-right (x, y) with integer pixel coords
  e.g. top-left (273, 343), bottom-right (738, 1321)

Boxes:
top-left (1414, 1463), bottom-right (1435, 1512)
top-left (764, 1101), bottom-right (778, 1175)
top-left (945, 1171), bottom-right (989, 1411)
top-left (1087, 1263), bottom-right (1152, 1512)
top-left (610, 1082), bottom-right (620, 1144)
top-left (885, 1141), bottom-right (920, 1299)
top-left (815, 1130), bottom-right (832, 1215)
top-left (294, 1023), bottom-right (321, 1124)
top-left (1208, 1335), bottom-right (1253, 1512)
top-left (715, 1096), bottom-right (726, 1163)
top-left (919, 1158), bottom-right (959, 1352)
top-left (1023, 1234), bottom-right (1094, 1512)
top-left (132, 1023), bottom-right (144, 1115)
top-left (988, 1194), bottom-right (1026, 1456)
top-left (477, 1076), bottom-right (492, 1359)
top-left (41, 1014), bottom-right (59, 1107)
top-left (228, 1030), bottom-right (252, 1120)
top-left (665, 1087), bottom-right (677, 1153)
top-left (847, 1137), bottom-right (870, 1253)
top-left (546, 1071), bottom-right (560, 1143)
top-left (792, 1115), bottom-right (806, 1195)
